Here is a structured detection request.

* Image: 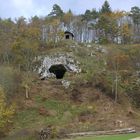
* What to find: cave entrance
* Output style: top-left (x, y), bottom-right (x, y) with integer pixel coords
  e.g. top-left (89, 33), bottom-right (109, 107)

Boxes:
top-left (66, 35), bottom-right (70, 39)
top-left (49, 64), bottom-right (67, 79)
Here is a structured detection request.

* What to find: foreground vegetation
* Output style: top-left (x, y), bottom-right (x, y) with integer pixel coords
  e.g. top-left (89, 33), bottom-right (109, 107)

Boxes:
top-left (3, 133), bottom-right (140, 140)
top-left (0, 43), bottom-right (139, 139)
top-left (74, 133), bottom-right (140, 140)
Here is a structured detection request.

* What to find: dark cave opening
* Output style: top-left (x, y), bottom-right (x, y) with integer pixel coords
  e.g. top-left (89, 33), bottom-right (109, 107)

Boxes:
top-left (49, 64), bottom-right (67, 79)
top-left (66, 35), bottom-right (70, 39)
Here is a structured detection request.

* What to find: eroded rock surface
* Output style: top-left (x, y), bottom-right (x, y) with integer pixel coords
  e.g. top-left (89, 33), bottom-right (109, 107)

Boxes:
top-left (38, 53), bottom-right (81, 79)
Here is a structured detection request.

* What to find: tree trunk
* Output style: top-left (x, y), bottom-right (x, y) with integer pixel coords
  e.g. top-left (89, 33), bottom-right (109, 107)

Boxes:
top-left (115, 59), bottom-right (119, 103)
top-left (115, 72), bottom-right (118, 103)
top-left (25, 86), bottom-right (29, 99)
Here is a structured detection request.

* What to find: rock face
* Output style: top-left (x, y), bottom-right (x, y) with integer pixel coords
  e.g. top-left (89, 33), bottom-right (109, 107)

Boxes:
top-left (38, 53), bottom-right (81, 79)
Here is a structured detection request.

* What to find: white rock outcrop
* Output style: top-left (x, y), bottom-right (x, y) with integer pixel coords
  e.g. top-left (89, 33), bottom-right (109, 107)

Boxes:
top-left (38, 53), bottom-right (81, 79)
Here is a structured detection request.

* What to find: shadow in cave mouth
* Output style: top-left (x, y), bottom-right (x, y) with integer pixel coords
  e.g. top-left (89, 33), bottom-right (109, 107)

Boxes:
top-left (49, 64), bottom-right (67, 79)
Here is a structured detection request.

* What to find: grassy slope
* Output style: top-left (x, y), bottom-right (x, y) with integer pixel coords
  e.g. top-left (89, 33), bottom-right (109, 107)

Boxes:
top-left (6, 43), bottom-right (140, 139)
top-left (4, 133), bottom-right (140, 140)
top-left (74, 133), bottom-right (140, 140)
top-left (11, 44), bottom-right (101, 131)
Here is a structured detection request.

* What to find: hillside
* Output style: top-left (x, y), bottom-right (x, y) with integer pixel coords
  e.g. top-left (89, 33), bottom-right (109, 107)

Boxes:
top-left (0, 1), bottom-right (140, 140)
top-left (2, 42), bottom-right (140, 140)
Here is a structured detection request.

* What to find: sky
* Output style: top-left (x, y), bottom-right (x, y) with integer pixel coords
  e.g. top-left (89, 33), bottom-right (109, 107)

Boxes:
top-left (0, 0), bottom-right (140, 19)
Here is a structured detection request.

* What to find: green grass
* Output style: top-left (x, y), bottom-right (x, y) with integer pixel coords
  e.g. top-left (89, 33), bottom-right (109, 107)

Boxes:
top-left (74, 133), bottom-right (140, 140)
top-left (14, 96), bottom-right (95, 131)
top-left (10, 97), bottom-right (97, 140)
top-left (73, 45), bottom-right (106, 82)
top-left (4, 133), bottom-right (140, 140)
top-left (10, 43), bottom-right (140, 139)
top-left (3, 136), bottom-right (35, 140)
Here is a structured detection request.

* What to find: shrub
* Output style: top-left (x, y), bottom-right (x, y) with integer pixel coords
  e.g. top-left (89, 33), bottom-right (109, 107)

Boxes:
top-left (0, 66), bottom-right (21, 98)
top-left (124, 77), bottom-right (140, 107)
top-left (99, 37), bottom-right (109, 44)
top-left (0, 86), bottom-right (15, 136)
top-left (93, 72), bottom-right (115, 99)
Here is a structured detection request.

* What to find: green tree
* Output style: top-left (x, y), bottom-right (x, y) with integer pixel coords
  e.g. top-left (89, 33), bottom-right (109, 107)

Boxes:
top-left (21, 72), bottom-right (34, 99)
top-left (15, 16), bottom-right (27, 36)
top-left (95, 11), bottom-right (126, 44)
top-left (11, 16), bottom-right (40, 71)
top-left (100, 0), bottom-right (112, 14)
top-left (45, 18), bottom-right (64, 47)
top-left (62, 9), bottom-right (74, 26)
top-left (130, 6), bottom-right (140, 25)
top-left (91, 9), bottom-right (99, 19)
top-left (0, 18), bottom-right (16, 64)
top-left (11, 37), bottom-right (38, 71)
top-left (120, 23), bottom-right (133, 44)
top-left (127, 45), bottom-right (140, 71)
top-left (48, 4), bottom-right (64, 18)
top-left (82, 10), bottom-right (92, 21)
top-left (82, 9), bottom-right (98, 21)
top-left (123, 45), bottom-right (140, 107)
top-left (107, 48), bottom-right (131, 102)
top-left (130, 6), bottom-right (140, 39)
top-left (96, 13), bottom-right (118, 43)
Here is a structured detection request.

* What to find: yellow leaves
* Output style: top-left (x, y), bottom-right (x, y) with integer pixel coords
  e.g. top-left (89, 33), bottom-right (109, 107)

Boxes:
top-left (113, 54), bottom-right (132, 70)
top-left (63, 11), bottom-right (73, 24)
top-left (57, 31), bottom-right (65, 40)
top-left (1, 105), bottom-right (15, 119)
top-left (0, 86), bottom-right (15, 129)
top-left (120, 23), bottom-right (133, 37)
top-left (101, 11), bottom-right (125, 24)
top-left (110, 11), bottom-right (126, 20)
top-left (0, 87), bottom-right (5, 102)
top-left (96, 10), bottom-right (133, 43)
top-left (47, 18), bottom-right (65, 43)
top-left (51, 19), bottom-right (60, 27)
top-left (26, 27), bottom-right (40, 39)
top-left (114, 54), bottom-right (129, 62)
top-left (21, 72), bottom-right (33, 89)
top-left (107, 47), bottom-right (132, 71)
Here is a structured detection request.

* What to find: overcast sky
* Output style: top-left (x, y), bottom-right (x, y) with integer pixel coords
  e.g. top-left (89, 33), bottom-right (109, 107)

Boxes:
top-left (0, 0), bottom-right (140, 19)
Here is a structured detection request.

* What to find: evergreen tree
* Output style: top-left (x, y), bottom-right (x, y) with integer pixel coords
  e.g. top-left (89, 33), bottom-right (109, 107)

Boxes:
top-left (130, 6), bottom-right (140, 25)
top-left (130, 6), bottom-right (140, 42)
top-left (91, 9), bottom-right (99, 19)
top-left (82, 9), bottom-right (98, 21)
top-left (100, 0), bottom-right (112, 14)
top-left (83, 10), bottom-right (92, 21)
top-left (48, 4), bottom-right (64, 17)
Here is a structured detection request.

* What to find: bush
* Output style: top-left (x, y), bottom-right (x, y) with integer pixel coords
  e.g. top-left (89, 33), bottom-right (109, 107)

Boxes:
top-left (124, 77), bottom-right (140, 107)
top-left (0, 66), bottom-right (21, 98)
top-left (99, 37), bottom-right (109, 44)
top-left (0, 86), bottom-right (15, 137)
top-left (93, 72), bottom-right (115, 99)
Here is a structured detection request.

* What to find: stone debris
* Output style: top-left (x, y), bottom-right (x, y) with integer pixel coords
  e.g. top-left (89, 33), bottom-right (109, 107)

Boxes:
top-left (87, 44), bottom-right (92, 48)
top-left (61, 80), bottom-right (71, 89)
top-left (95, 45), bottom-right (108, 53)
